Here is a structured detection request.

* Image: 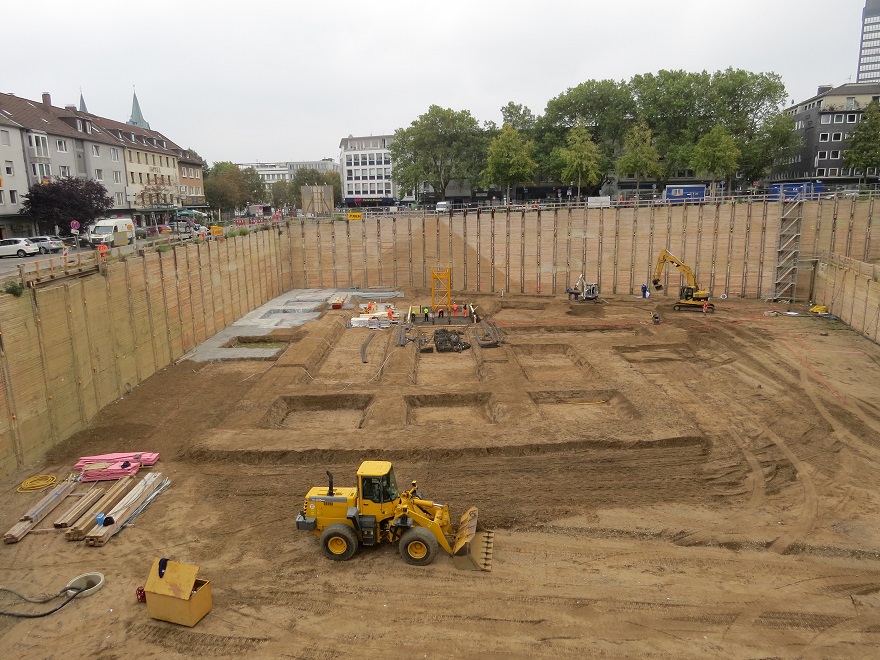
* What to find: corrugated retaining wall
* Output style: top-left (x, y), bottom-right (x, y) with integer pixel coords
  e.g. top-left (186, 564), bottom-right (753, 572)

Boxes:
top-left (0, 199), bottom-right (878, 477)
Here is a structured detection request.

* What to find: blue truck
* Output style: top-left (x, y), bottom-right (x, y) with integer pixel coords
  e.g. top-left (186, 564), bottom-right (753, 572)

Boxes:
top-left (769, 182), bottom-right (824, 200)
top-left (663, 184), bottom-right (706, 204)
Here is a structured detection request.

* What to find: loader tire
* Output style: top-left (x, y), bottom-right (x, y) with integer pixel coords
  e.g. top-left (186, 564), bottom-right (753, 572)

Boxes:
top-left (399, 527), bottom-right (438, 566)
top-left (320, 523), bottom-right (358, 561)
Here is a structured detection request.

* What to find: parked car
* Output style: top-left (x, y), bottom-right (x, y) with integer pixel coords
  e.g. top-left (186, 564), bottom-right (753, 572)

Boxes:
top-left (0, 237), bottom-right (40, 258)
top-left (28, 235), bottom-right (64, 254)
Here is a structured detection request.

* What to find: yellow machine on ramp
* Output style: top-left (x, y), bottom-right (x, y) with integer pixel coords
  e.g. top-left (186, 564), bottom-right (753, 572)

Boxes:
top-left (296, 461), bottom-right (493, 571)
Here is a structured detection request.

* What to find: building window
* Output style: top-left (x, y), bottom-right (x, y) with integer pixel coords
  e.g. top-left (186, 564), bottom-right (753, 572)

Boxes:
top-left (829, 168), bottom-right (839, 176)
top-left (9, 190), bottom-right (17, 204)
top-left (0, 190), bottom-right (4, 204)
top-left (92, 145), bottom-right (100, 157)
top-left (831, 132), bottom-right (842, 141)
top-left (819, 133), bottom-right (829, 142)
top-left (131, 172), bottom-right (135, 183)
top-left (113, 171), bottom-right (122, 183)
top-left (95, 169), bottom-right (103, 180)
top-left (110, 147), bottom-right (119, 161)
top-left (59, 165), bottom-right (70, 177)
top-left (816, 168), bottom-right (826, 176)
top-left (152, 154), bottom-right (156, 166)
top-left (29, 134), bottom-right (49, 156)
top-left (847, 114), bottom-right (858, 123)
top-left (818, 151), bottom-right (828, 159)
top-left (128, 150), bottom-right (133, 162)
top-left (0, 130), bottom-right (9, 146)
top-left (137, 152), bottom-right (141, 164)
top-left (834, 114), bottom-right (844, 123)
top-left (4, 161), bottom-right (13, 175)
top-left (138, 173), bottom-right (143, 184)
top-left (821, 115), bottom-right (832, 124)
top-left (32, 162), bottom-right (51, 178)
top-left (115, 192), bottom-right (124, 205)
top-left (831, 151), bottom-right (841, 159)
top-left (56, 139), bottom-right (68, 152)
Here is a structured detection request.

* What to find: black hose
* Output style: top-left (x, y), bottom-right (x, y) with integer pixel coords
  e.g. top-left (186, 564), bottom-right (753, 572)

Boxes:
top-left (0, 586), bottom-right (84, 618)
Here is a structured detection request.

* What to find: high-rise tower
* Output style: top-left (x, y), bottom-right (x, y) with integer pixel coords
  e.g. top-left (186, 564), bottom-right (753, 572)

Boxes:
top-left (858, 0), bottom-right (880, 82)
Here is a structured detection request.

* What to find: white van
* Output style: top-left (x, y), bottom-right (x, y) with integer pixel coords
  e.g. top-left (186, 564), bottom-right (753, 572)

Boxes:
top-left (88, 218), bottom-right (135, 247)
top-left (435, 201), bottom-right (450, 213)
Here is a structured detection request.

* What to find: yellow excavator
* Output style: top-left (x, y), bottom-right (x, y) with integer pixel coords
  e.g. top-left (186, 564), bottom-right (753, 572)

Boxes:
top-left (651, 249), bottom-right (714, 312)
top-left (295, 460), bottom-right (494, 571)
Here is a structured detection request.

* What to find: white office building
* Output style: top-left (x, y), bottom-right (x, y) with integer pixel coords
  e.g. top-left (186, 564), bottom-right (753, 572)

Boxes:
top-left (338, 134), bottom-right (412, 206)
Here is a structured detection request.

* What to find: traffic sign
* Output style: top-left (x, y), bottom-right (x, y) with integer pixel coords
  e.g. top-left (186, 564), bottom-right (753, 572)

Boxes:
top-left (70, 220), bottom-right (80, 230)
top-left (348, 212), bottom-right (363, 221)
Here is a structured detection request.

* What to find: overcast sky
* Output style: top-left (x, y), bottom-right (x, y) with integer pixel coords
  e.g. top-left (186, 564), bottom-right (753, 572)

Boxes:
top-left (4, 0), bottom-right (867, 166)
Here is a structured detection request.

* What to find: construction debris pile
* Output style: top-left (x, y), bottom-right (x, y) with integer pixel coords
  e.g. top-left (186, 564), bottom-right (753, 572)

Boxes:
top-left (3, 451), bottom-right (168, 546)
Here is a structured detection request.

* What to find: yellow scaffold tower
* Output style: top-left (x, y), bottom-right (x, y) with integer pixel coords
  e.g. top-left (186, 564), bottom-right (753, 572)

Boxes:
top-left (431, 267), bottom-right (451, 312)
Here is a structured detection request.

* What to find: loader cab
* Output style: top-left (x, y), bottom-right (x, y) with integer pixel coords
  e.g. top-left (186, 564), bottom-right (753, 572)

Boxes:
top-left (680, 286), bottom-right (696, 301)
top-left (357, 461), bottom-right (399, 517)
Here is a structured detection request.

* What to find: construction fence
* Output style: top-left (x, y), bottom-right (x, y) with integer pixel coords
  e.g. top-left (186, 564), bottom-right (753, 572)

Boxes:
top-left (0, 199), bottom-right (878, 477)
top-left (814, 254), bottom-right (880, 345)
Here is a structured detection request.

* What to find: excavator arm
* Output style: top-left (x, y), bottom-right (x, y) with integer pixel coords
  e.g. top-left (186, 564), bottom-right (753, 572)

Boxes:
top-left (652, 249), bottom-right (699, 290)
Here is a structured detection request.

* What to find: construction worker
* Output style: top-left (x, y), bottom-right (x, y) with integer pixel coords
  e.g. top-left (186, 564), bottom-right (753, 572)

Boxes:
top-left (702, 301), bottom-right (709, 314)
top-left (452, 302), bottom-right (458, 317)
top-left (652, 313), bottom-right (661, 325)
top-left (429, 309), bottom-right (435, 325)
top-left (423, 306), bottom-right (429, 322)
top-left (462, 302), bottom-right (469, 317)
top-left (438, 306), bottom-right (444, 319)
top-left (387, 306), bottom-right (394, 321)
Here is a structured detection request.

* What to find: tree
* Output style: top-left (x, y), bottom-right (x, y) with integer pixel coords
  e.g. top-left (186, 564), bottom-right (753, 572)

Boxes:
top-left (559, 123), bottom-right (603, 199)
top-left (205, 161), bottom-right (248, 215)
top-left (390, 105), bottom-right (486, 201)
top-left (271, 180), bottom-right (293, 210)
top-left (691, 124), bottom-right (741, 196)
top-left (483, 125), bottom-right (537, 204)
top-left (239, 167), bottom-right (266, 205)
top-left (20, 177), bottom-right (112, 234)
top-left (739, 112), bottom-right (801, 185)
top-left (615, 122), bottom-right (661, 200)
top-left (288, 168), bottom-right (341, 209)
top-left (500, 102), bottom-right (536, 133)
top-left (846, 102), bottom-right (880, 186)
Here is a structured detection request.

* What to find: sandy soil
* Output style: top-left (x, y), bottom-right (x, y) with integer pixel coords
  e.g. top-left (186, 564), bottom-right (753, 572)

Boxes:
top-left (2, 291), bottom-right (880, 659)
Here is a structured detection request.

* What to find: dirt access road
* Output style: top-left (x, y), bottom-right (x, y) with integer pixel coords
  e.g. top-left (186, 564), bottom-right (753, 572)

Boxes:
top-left (1, 291), bottom-right (880, 659)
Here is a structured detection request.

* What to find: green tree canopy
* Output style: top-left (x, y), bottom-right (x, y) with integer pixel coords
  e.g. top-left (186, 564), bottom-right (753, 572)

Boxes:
top-left (391, 105), bottom-right (486, 200)
top-left (288, 168), bottom-right (341, 209)
top-left (483, 125), bottom-right (537, 204)
top-left (691, 124), bottom-right (741, 194)
top-left (240, 167), bottom-right (266, 205)
top-left (20, 177), bottom-right (113, 234)
top-left (205, 161), bottom-right (247, 213)
top-left (616, 122), bottom-right (662, 197)
top-left (845, 101), bottom-right (880, 184)
top-left (500, 102), bottom-right (536, 133)
top-left (559, 123), bottom-right (603, 198)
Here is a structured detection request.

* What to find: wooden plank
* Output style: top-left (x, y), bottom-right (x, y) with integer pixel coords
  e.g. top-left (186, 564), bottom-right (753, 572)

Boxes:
top-left (85, 473), bottom-right (164, 547)
top-left (65, 476), bottom-right (134, 541)
top-left (53, 487), bottom-right (105, 528)
top-left (20, 481), bottom-right (76, 521)
top-left (3, 520), bottom-right (35, 543)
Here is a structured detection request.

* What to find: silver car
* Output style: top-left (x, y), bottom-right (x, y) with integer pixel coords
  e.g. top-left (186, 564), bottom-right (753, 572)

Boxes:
top-left (0, 238), bottom-right (40, 258)
top-left (28, 235), bottom-right (64, 254)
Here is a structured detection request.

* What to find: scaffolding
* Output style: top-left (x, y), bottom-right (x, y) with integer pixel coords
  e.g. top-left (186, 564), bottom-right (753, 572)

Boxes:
top-left (774, 199), bottom-right (803, 301)
top-left (431, 267), bottom-right (451, 311)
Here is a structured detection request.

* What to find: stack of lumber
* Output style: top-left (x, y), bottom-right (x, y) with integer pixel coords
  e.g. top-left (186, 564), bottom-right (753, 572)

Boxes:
top-left (53, 487), bottom-right (106, 528)
top-left (65, 476), bottom-right (135, 541)
top-left (80, 461), bottom-right (142, 482)
top-left (4, 481), bottom-right (77, 543)
top-left (83, 472), bottom-right (167, 547)
top-left (74, 452), bottom-right (159, 470)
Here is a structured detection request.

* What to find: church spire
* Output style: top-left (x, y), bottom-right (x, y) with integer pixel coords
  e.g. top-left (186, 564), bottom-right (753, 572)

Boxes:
top-left (78, 90), bottom-right (88, 113)
top-left (126, 88), bottom-right (150, 129)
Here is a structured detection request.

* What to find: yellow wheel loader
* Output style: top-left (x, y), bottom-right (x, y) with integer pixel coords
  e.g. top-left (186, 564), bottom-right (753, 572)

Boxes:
top-left (295, 460), bottom-right (493, 571)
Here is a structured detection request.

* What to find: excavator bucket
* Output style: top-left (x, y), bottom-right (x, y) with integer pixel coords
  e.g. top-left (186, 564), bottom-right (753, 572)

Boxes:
top-left (451, 506), bottom-right (494, 571)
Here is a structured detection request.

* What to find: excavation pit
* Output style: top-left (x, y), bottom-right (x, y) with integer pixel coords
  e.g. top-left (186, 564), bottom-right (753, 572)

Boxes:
top-left (528, 389), bottom-right (639, 421)
top-left (261, 394), bottom-right (374, 430)
top-left (512, 343), bottom-right (596, 382)
top-left (404, 392), bottom-right (496, 426)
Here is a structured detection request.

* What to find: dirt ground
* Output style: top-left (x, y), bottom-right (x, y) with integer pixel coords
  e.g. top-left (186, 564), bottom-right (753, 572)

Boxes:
top-left (2, 290), bottom-right (880, 659)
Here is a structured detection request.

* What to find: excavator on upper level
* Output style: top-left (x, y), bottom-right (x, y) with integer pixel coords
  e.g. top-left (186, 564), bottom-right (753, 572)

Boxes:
top-left (651, 249), bottom-right (715, 312)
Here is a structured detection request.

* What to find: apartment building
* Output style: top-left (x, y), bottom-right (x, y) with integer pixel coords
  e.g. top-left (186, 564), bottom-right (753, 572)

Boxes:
top-left (780, 82), bottom-right (880, 187)
top-left (0, 90), bottom-right (206, 232)
top-left (338, 134), bottom-right (407, 206)
top-left (236, 159), bottom-right (339, 190)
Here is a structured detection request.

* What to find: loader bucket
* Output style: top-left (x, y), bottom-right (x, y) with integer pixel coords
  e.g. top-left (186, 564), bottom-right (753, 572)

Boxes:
top-left (451, 506), bottom-right (494, 571)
